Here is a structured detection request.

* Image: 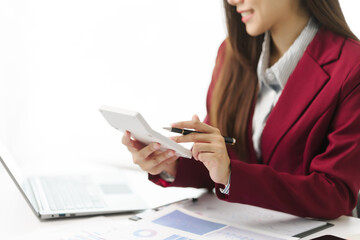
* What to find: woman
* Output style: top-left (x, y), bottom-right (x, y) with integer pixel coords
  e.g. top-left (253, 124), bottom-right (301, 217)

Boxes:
top-left (122, 0), bottom-right (360, 219)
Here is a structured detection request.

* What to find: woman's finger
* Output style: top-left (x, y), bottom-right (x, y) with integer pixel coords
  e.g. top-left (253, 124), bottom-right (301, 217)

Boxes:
top-left (171, 133), bottom-right (211, 144)
top-left (147, 155), bottom-right (178, 175)
top-left (121, 131), bottom-right (145, 152)
top-left (132, 143), bottom-right (161, 165)
top-left (172, 132), bottom-right (224, 145)
top-left (192, 114), bottom-right (200, 121)
top-left (197, 152), bottom-right (215, 164)
top-left (171, 117), bottom-right (218, 134)
top-left (192, 142), bottom-right (214, 160)
top-left (140, 150), bottom-right (176, 172)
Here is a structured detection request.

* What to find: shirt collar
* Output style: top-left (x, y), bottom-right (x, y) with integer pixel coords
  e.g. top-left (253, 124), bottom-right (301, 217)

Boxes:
top-left (257, 17), bottom-right (320, 92)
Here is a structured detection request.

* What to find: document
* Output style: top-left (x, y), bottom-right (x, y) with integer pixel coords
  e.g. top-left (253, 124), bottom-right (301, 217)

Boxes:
top-left (107, 206), bottom-right (297, 240)
top-left (180, 193), bottom-right (328, 237)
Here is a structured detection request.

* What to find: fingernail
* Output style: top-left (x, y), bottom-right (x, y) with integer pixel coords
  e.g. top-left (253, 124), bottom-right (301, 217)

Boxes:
top-left (153, 143), bottom-right (160, 150)
top-left (168, 151), bottom-right (175, 157)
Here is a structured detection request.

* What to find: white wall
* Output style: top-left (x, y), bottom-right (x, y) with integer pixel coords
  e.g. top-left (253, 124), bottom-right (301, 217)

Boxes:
top-left (0, 0), bottom-right (225, 168)
top-left (339, 0), bottom-right (360, 37)
top-left (0, 0), bottom-right (359, 169)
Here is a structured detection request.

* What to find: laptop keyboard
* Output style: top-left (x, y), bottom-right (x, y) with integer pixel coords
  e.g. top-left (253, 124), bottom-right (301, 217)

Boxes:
top-left (39, 176), bottom-right (106, 211)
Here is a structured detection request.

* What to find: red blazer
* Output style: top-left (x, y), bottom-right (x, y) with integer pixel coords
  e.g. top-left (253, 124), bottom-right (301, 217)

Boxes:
top-left (150, 28), bottom-right (360, 219)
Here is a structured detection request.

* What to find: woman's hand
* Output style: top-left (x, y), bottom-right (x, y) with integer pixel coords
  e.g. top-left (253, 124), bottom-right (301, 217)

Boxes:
top-left (121, 131), bottom-right (178, 176)
top-left (171, 115), bottom-right (230, 185)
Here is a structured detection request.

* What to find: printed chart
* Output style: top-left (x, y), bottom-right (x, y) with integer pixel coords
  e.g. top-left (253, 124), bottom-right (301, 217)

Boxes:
top-left (107, 207), bottom-right (293, 240)
top-left (152, 210), bottom-right (226, 235)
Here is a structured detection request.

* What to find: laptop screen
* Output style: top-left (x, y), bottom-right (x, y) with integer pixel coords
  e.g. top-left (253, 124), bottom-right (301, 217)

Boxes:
top-left (0, 141), bottom-right (26, 184)
top-left (0, 140), bottom-right (40, 215)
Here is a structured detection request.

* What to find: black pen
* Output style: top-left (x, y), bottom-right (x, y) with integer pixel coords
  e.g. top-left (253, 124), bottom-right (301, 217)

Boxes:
top-left (163, 127), bottom-right (236, 145)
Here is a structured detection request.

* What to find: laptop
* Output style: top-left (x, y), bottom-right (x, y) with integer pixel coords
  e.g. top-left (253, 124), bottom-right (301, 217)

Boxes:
top-left (0, 141), bottom-right (148, 220)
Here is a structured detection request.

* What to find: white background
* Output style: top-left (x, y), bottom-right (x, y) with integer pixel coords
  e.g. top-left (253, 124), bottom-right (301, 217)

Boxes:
top-left (0, 0), bottom-right (359, 170)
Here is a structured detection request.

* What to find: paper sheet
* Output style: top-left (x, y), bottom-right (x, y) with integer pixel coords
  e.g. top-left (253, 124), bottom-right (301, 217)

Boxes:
top-left (107, 206), bottom-right (297, 240)
top-left (180, 193), bottom-right (327, 237)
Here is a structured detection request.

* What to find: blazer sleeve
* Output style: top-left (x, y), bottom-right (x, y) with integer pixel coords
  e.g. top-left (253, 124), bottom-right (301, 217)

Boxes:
top-left (148, 41), bottom-right (227, 189)
top-left (215, 64), bottom-right (360, 219)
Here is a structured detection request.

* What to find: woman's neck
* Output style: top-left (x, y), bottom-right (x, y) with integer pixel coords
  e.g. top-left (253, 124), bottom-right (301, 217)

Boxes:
top-left (269, 9), bottom-right (310, 66)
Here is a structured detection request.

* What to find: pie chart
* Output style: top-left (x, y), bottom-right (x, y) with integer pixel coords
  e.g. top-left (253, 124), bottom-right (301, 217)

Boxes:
top-left (133, 229), bottom-right (157, 238)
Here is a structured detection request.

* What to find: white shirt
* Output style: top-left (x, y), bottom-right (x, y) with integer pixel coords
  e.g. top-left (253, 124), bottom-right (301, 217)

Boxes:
top-left (221, 17), bottom-right (319, 194)
top-left (252, 18), bottom-right (319, 160)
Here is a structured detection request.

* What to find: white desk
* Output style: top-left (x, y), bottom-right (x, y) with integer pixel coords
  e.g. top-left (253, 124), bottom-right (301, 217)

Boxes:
top-left (1, 164), bottom-right (360, 240)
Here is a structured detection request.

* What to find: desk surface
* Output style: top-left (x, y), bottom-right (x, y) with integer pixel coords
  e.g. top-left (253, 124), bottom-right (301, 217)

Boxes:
top-left (1, 164), bottom-right (360, 240)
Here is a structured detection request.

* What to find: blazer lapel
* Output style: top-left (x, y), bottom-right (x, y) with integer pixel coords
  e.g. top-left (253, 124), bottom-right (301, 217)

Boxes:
top-left (260, 28), bottom-right (345, 163)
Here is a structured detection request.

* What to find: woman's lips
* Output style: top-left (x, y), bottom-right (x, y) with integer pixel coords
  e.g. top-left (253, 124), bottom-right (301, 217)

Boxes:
top-left (237, 9), bottom-right (254, 23)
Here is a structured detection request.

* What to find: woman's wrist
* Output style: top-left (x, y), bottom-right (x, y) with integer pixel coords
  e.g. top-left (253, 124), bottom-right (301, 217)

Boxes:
top-left (164, 158), bottom-right (178, 177)
top-left (160, 171), bottom-right (175, 182)
top-left (219, 171), bottom-right (231, 195)
top-left (159, 159), bottom-right (178, 182)
top-left (219, 163), bottom-right (231, 185)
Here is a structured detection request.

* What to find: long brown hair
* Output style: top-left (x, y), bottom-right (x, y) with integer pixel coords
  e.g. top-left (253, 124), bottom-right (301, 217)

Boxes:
top-left (210, 0), bottom-right (358, 160)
